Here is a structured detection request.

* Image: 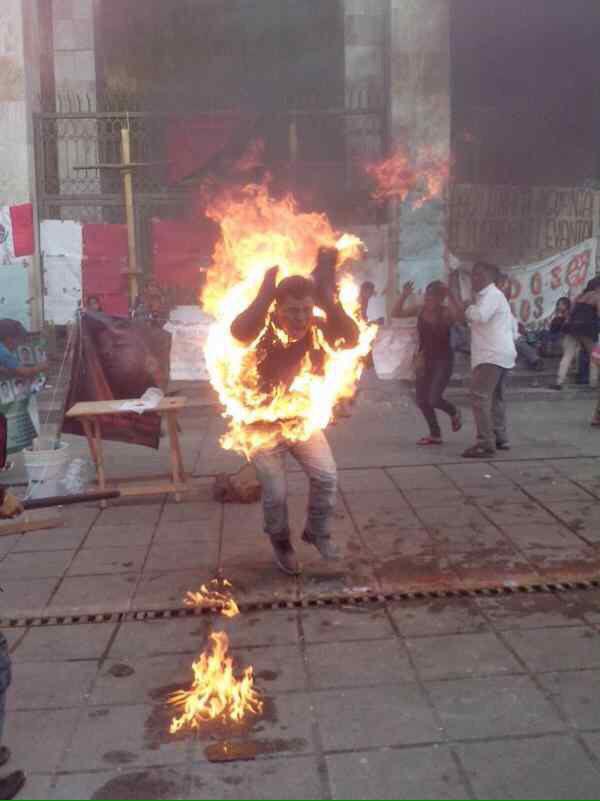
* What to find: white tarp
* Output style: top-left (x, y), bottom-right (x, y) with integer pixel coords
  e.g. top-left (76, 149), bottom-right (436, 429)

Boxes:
top-left (164, 306), bottom-right (214, 381)
top-left (372, 320), bottom-right (418, 381)
top-left (41, 220), bottom-right (83, 325)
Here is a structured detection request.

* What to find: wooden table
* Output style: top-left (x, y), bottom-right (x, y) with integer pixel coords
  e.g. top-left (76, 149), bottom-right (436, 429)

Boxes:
top-left (66, 397), bottom-right (188, 505)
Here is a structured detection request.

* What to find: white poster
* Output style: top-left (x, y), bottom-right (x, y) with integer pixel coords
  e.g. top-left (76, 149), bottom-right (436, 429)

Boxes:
top-left (164, 306), bottom-right (214, 381)
top-left (41, 220), bottom-right (83, 325)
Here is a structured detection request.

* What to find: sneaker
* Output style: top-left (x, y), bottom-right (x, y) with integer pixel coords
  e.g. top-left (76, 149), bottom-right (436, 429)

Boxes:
top-left (496, 441), bottom-right (511, 450)
top-left (301, 530), bottom-right (341, 560)
top-left (0, 771), bottom-right (25, 800)
top-left (270, 540), bottom-right (301, 576)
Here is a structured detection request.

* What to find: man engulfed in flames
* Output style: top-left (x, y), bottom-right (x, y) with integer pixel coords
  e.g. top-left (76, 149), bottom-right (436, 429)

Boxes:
top-left (228, 246), bottom-right (359, 575)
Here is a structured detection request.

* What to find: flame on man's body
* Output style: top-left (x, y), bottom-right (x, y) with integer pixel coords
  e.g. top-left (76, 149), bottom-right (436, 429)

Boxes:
top-left (202, 183), bottom-right (377, 460)
top-left (365, 146), bottom-right (449, 208)
top-left (169, 631), bottom-right (262, 732)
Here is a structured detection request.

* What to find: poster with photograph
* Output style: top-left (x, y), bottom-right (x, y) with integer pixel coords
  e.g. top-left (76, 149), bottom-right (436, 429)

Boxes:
top-left (0, 339), bottom-right (47, 453)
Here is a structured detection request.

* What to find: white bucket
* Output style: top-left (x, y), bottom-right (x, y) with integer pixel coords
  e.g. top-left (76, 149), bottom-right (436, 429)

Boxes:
top-left (23, 439), bottom-right (70, 499)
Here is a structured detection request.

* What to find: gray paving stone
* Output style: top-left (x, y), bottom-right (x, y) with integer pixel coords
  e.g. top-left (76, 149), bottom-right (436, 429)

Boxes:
top-left (494, 460), bottom-right (562, 482)
top-left (133, 569), bottom-right (214, 611)
top-left (0, 535), bottom-right (20, 558)
top-left (300, 606), bottom-right (395, 643)
top-left (233, 644), bottom-right (307, 693)
top-left (502, 625), bottom-right (600, 672)
top-left (97, 505), bottom-right (162, 526)
top-left (547, 501), bottom-right (600, 542)
top-left (5, 708), bottom-right (80, 772)
top-left (338, 468), bottom-right (397, 492)
top-left (17, 773), bottom-right (54, 801)
top-left (0, 577), bottom-right (59, 617)
top-left (63, 703), bottom-right (189, 770)
top-left (401, 486), bottom-right (466, 507)
top-left (327, 745), bottom-right (469, 800)
top-left (407, 631), bottom-right (523, 680)
top-left (427, 522), bottom-right (513, 552)
top-left (154, 520), bottom-right (221, 544)
top-left (348, 493), bottom-right (423, 534)
top-left (189, 691), bottom-right (316, 761)
top-left (0, 549), bottom-right (75, 579)
top-left (67, 545), bottom-right (149, 576)
top-left (426, 674), bottom-right (564, 740)
top-left (314, 684), bottom-right (442, 750)
top-left (8, 659), bottom-right (98, 710)
top-left (51, 767), bottom-right (188, 801)
top-left (520, 479), bottom-right (595, 503)
top-left (482, 501), bottom-right (558, 529)
top-left (475, 592), bottom-right (588, 630)
top-left (360, 526), bottom-right (434, 558)
top-left (189, 756), bottom-right (323, 800)
top-left (90, 653), bottom-right (194, 706)
top-left (415, 504), bottom-right (491, 529)
top-left (456, 734), bottom-right (600, 800)
top-left (160, 500), bottom-right (222, 526)
top-left (306, 638), bottom-right (415, 689)
top-left (439, 462), bottom-right (511, 487)
top-left (83, 523), bottom-right (155, 549)
top-left (11, 527), bottom-right (88, 552)
top-left (504, 523), bottom-right (587, 549)
top-left (581, 731), bottom-right (600, 762)
top-left (46, 573), bottom-right (138, 615)
top-left (387, 466), bottom-right (454, 490)
top-left (539, 669), bottom-right (600, 729)
top-left (219, 609), bottom-right (300, 648)
top-left (144, 540), bottom-right (219, 573)
top-left (390, 598), bottom-right (489, 637)
top-left (14, 623), bottom-right (116, 662)
top-left (108, 618), bottom-right (210, 659)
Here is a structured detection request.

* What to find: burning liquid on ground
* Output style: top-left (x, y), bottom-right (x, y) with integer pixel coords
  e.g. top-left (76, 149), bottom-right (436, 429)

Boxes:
top-left (201, 182), bottom-right (377, 460)
top-left (184, 578), bottom-right (240, 618)
top-left (169, 631), bottom-right (262, 732)
top-left (170, 580), bottom-right (262, 733)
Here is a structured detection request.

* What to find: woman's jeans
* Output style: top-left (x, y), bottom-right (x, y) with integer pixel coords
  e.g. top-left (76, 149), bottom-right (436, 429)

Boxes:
top-left (415, 356), bottom-right (456, 438)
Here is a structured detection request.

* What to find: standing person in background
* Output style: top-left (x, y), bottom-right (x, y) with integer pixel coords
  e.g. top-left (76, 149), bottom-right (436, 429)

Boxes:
top-left (551, 278), bottom-right (600, 391)
top-left (393, 280), bottom-right (462, 445)
top-left (448, 262), bottom-right (516, 458)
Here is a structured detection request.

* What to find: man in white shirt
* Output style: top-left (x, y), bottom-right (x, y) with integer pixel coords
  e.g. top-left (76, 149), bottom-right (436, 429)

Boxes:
top-left (450, 262), bottom-right (516, 458)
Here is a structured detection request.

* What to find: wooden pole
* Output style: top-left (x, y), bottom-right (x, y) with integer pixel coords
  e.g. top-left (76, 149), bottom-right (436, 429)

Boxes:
top-left (120, 124), bottom-right (139, 305)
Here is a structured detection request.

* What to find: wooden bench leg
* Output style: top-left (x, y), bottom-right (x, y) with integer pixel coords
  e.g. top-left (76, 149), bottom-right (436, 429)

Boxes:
top-left (166, 411), bottom-right (185, 502)
top-left (92, 418), bottom-right (108, 508)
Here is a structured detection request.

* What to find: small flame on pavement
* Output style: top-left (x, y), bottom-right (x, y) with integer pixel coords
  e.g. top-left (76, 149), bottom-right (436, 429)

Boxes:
top-left (184, 578), bottom-right (240, 618)
top-left (169, 631), bottom-right (262, 733)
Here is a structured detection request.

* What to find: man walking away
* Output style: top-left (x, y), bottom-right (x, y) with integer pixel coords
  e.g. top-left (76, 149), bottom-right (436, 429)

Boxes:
top-left (449, 262), bottom-right (516, 458)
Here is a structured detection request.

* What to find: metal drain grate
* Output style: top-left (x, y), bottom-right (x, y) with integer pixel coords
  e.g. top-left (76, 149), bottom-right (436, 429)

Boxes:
top-left (2, 577), bottom-right (600, 629)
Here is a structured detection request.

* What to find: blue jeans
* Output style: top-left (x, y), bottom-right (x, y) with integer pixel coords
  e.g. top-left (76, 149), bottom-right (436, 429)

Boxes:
top-left (252, 431), bottom-right (337, 543)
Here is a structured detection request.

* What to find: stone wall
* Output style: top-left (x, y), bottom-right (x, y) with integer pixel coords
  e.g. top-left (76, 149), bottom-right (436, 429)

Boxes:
top-left (52, 0), bottom-right (96, 104)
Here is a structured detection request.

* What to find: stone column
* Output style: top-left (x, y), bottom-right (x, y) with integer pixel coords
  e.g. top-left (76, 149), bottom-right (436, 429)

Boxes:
top-left (0, 0), bottom-right (43, 329)
top-left (343, 0), bottom-right (389, 317)
top-left (389, 0), bottom-right (451, 295)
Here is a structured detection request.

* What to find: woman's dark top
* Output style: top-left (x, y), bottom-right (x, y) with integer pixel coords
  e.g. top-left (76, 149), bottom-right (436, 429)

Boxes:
top-left (564, 302), bottom-right (598, 340)
top-left (417, 312), bottom-right (452, 362)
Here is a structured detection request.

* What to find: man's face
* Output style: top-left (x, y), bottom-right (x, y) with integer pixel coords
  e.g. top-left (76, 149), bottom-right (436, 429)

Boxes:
top-left (275, 294), bottom-right (314, 341)
top-left (472, 266), bottom-right (490, 293)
